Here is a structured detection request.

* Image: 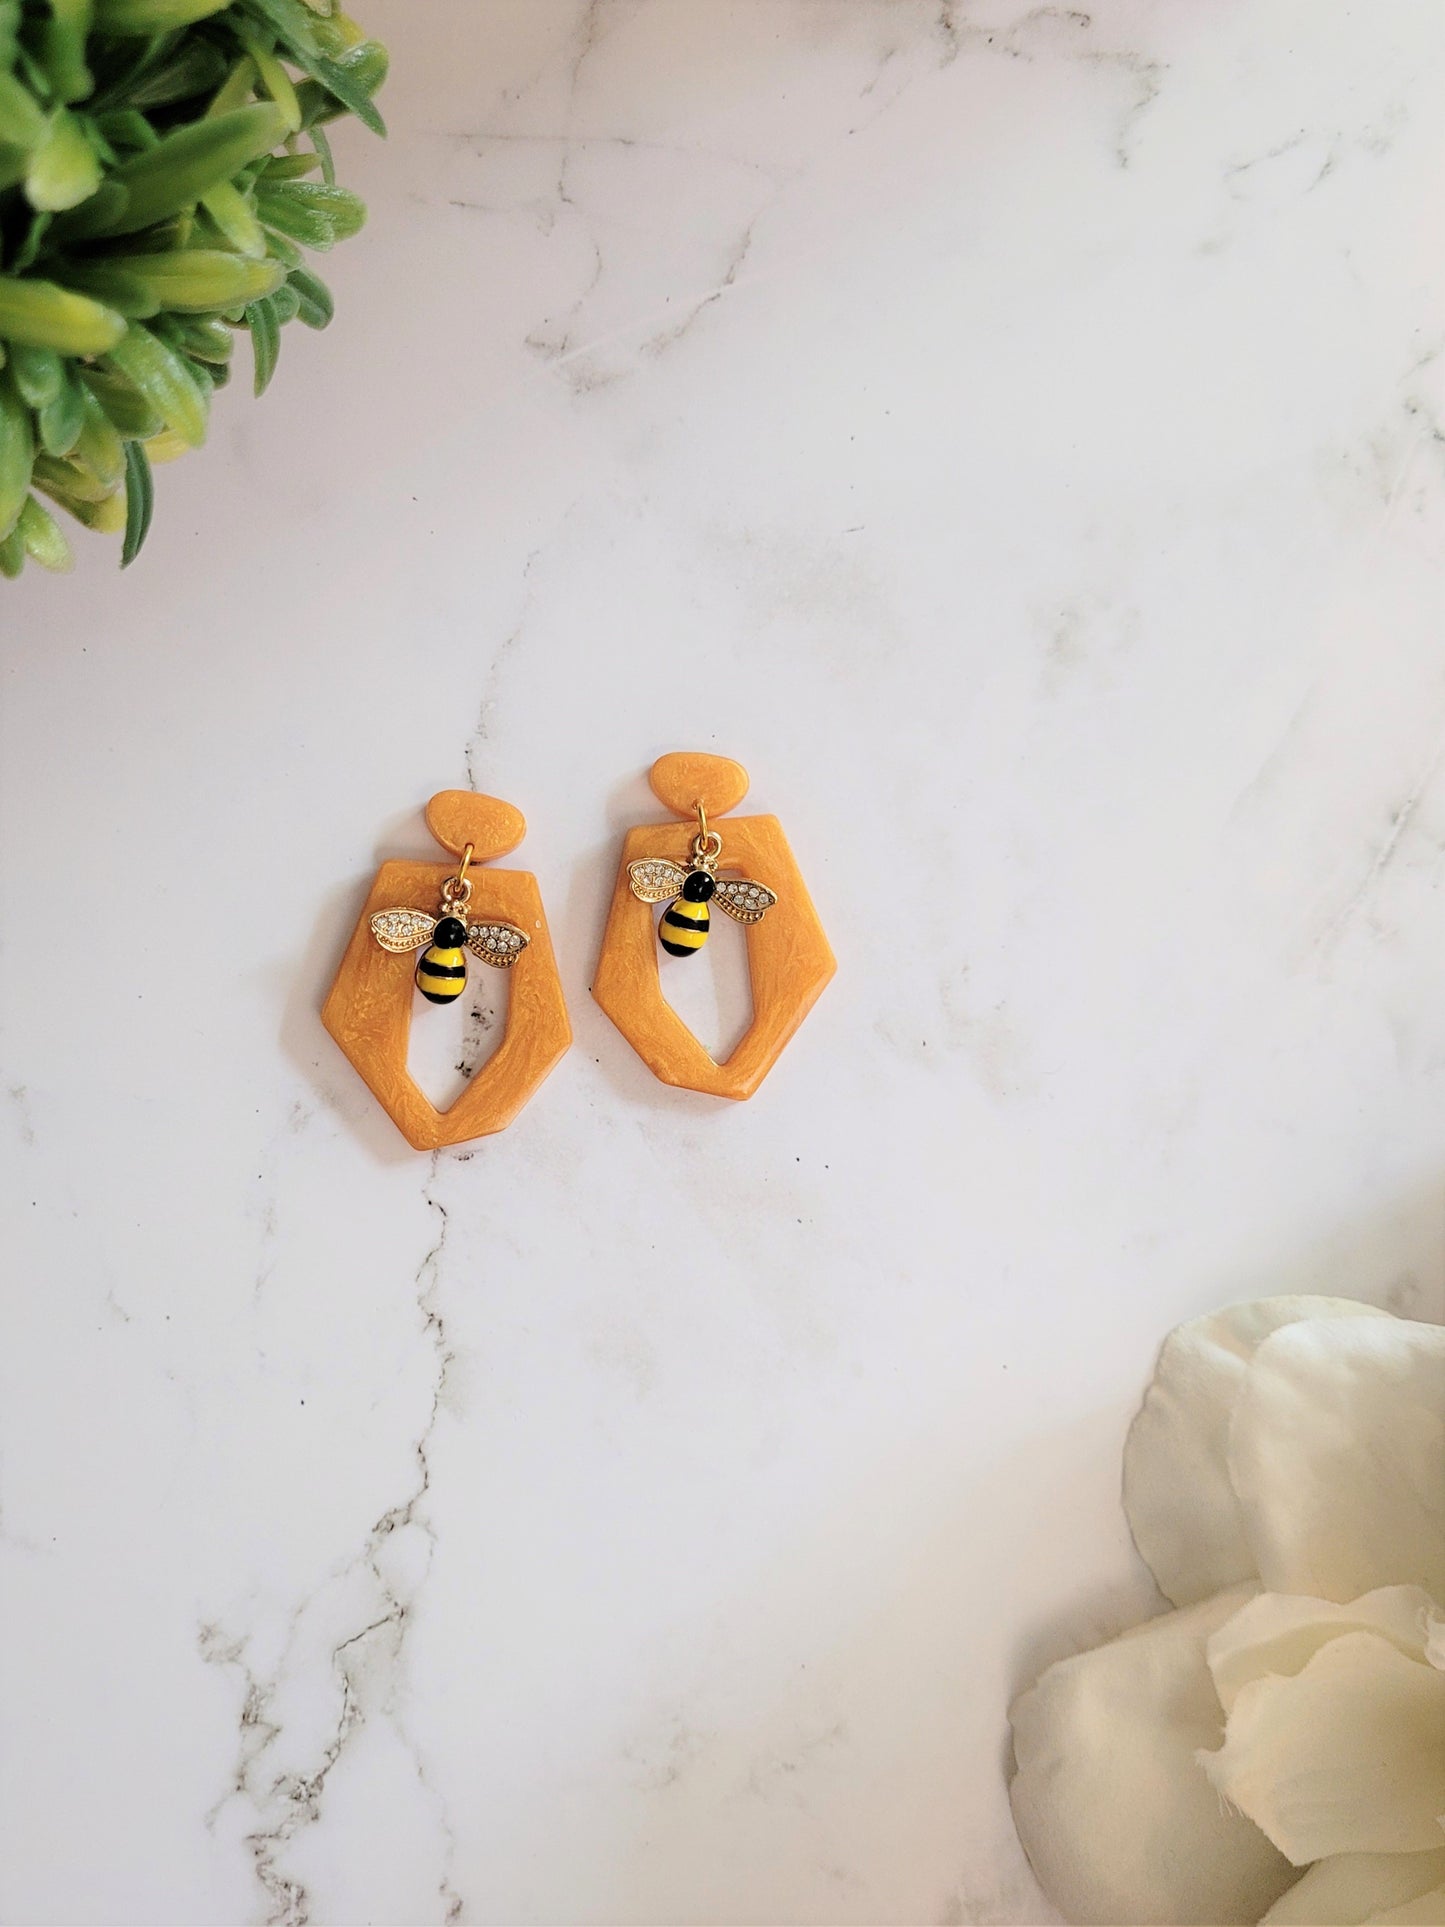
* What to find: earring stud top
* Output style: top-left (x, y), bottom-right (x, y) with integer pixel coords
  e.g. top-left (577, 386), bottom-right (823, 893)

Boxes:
top-left (424, 789), bottom-right (526, 864)
top-left (649, 752), bottom-right (749, 819)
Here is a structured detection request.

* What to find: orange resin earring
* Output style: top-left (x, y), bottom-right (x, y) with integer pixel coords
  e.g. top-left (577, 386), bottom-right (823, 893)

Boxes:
top-left (593, 753), bottom-right (835, 1099)
top-left (323, 791), bottom-right (571, 1149)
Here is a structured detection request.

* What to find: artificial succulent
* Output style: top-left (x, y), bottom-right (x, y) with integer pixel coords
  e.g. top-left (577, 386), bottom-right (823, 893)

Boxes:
top-left (0, 0), bottom-right (385, 576)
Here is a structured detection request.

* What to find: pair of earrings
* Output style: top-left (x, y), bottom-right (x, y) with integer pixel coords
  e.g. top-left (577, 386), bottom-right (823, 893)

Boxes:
top-left (321, 753), bottom-right (835, 1150)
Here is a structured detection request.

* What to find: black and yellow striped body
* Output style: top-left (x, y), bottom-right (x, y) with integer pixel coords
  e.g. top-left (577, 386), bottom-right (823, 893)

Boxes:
top-left (660, 870), bottom-right (715, 957)
top-left (416, 916), bottom-right (468, 1004)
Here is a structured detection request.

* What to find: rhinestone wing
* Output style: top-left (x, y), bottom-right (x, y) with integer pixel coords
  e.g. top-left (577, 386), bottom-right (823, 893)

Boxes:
top-left (467, 922), bottom-right (530, 969)
top-left (628, 858), bottom-right (690, 905)
top-left (712, 878), bottom-right (777, 924)
top-left (370, 906), bottom-right (436, 953)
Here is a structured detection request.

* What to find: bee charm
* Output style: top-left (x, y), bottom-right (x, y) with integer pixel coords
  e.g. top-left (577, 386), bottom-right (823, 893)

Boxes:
top-left (370, 842), bottom-right (529, 1004)
top-left (628, 804), bottom-right (777, 959)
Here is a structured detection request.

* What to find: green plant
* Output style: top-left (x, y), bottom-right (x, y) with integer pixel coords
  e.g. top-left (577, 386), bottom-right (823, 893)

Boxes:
top-left (0, 0), bottom-right (385, 577)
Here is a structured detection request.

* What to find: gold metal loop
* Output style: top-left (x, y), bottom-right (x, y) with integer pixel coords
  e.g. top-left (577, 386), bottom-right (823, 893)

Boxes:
top-left (690, 801), bottom-right (723, 868)
top-left (441, 843), bottom-right (475, 910)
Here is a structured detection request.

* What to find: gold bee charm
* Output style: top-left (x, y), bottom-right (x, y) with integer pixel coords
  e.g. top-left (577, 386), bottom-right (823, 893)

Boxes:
top-left (370, 842), bottom-right (529, 1004)
top-left (628, 803), bottom-right (777, 958)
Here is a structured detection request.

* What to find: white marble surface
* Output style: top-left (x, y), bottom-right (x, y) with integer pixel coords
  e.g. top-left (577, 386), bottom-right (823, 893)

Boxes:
top-left (5, 3), bottom-right (1445, 1921)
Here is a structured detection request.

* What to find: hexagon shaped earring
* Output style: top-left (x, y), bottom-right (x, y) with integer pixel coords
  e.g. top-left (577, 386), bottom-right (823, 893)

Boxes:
top-left (593, 753), bottom-right (835, 1098)
top-left (323, 791), bottom-right (571, 1149)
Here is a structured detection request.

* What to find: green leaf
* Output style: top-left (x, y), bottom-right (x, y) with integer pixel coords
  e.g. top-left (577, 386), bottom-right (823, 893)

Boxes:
top-left (0, 72), bottom-right (48, 149)
top-left (309, 119), bottom-right (333, 185)
top-left (92, 0), bottom-right (229, 30)
top-left (51, 260), bottom-right (161, 317)
top-left (334, 38), bottom-right (388, 102)
top-left (247, 0), bottom-right (385, 134)
top-left (121, 435), bottom-right (152, 565)
top-left (9, 41), bottom-right (48, 96)
top-left (245, 293), bottom-right (279, 394)
top-left (93, 108), bottom-right (160, 152)
top-left (32, 462), bottom-right (126, 529)
top-left (63, 100), bottom-right (288, 236)
top-left (260, 151), bottom-right (319, 180)
top-left (9, 207), bottom-right (55, 274)
top-left (0, 377), bottom-right (35, 542)
top-left (9, 342), bottom-right (65, 409)
top-left (0, 528), bottom-right (24, 577)
top-left (235, 25), bottom-right (301, 131)
top-left (267, 178), bottom-right (363, 237)
top-left (96, 247), bottom-right (284, 312)
top-left (37, 0), bottom-right (94, 104)
top-left (102, 321), bottom-right (207, 444)
top-left (287, 263), bottom-right (331, 328)
top-left (115, 37), bottom-right (229, 109)
top-left (25, 107), bottom-right (103, 211)
top-left (0, 274), bottom-right (126, 354)
top-left (182, 352), bottom-right (213, 400)
top-left (261, 226), bottom-right (302, 268)
top-left (206, 56), bottom-right (257, 118)
top-left (78, 363), bottom-right (161, 436)
top-left (241, 0), bottom-right (321, 59)
top-left (38, 368), bottom-right (87, 454)
top-left (132, 210), bottom-right (194, 250)
top-left (255, 181), bottom-right (335, 246)
top-left (175, 314), bottom-right (233, 361)
top-left (49, 175), bottom-right (127, 232)
top-left (313, 12), bottom-right (365, 58)
top-left (18, 493), bottom-right (73, 569)
top-left (72, 385), bottom-right (125, 485)
top-left (33, 449), bottom-right (119, 501)
top-left (0, 1), bottom-right (22, 70)
top-left (199, 176), bottom-right (266, 255)
top-left (0, 143), bottom-right (30, 194)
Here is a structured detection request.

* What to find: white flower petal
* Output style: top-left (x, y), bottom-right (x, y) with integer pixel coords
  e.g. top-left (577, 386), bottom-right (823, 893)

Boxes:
top-left (1123, 1297), bottom-right (1389, 1606)
top-left (1262, 1851), bottom-right (1445, 1926)
top-left (1228, 1316), bottom-right (1445, 1601)
top-left (1207, 1585), bottom-right (1436, 1714)
top-left (1201, 1629), bottom-right (1445, 1861)
top-left (1010, 1589), bottom-right (1292, 1925)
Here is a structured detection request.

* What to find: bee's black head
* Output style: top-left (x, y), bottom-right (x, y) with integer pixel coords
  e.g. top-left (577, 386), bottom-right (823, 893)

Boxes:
top-left (682, 869), bottom-right (715, 902)
top-left (434, 915), bottom-right (467, 946)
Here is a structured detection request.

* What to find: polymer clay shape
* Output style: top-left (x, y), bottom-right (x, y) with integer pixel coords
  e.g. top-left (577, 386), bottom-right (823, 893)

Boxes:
top-left (593, 755), bottom-right (835, 1099)
top-left (323, 792), bottom-right (571, 1149)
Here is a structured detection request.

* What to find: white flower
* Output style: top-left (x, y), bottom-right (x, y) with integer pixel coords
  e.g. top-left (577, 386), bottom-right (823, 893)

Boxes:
top-left (1009, 1297), bottom-right (1445, 1925)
